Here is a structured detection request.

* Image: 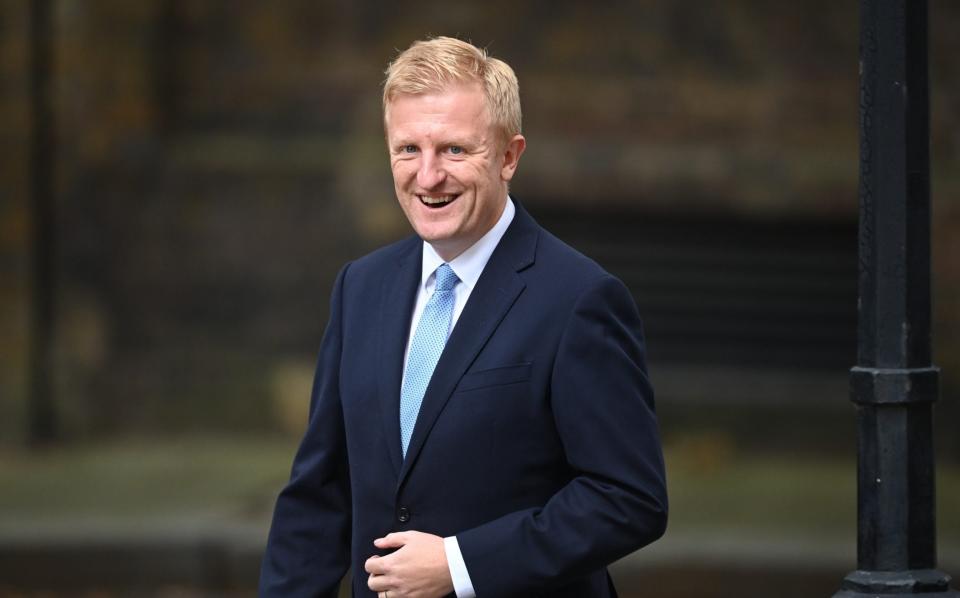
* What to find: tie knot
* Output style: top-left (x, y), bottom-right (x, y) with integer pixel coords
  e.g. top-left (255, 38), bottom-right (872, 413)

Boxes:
top-left (434, 263), bottom-right (459, 293)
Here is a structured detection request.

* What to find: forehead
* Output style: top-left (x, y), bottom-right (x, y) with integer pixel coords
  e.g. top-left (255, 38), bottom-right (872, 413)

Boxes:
top-left (385, 83), bottom-right (492, 139)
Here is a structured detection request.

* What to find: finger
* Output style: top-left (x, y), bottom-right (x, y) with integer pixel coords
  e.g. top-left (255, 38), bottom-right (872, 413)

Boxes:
top-left (367, 572), bottom-right (392, 593)
top-left (374, 532), bottom-right (410, 549)
top-left (365, 554), bottom-right (387, 575)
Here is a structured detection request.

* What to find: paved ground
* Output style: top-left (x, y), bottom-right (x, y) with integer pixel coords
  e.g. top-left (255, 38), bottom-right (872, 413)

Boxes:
top-left (3, 516), bottom-right (958, 597)
top-left (3, 438), bottom-right (958, 596)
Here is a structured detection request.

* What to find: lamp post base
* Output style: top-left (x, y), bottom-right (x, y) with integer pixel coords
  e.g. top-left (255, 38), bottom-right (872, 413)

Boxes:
top-left (833, 569), bottom-right (960, 597)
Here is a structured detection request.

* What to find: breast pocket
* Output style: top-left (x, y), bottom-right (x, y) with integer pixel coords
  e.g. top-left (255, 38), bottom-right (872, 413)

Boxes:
top-left (455, 362), bottom-right (532, 393)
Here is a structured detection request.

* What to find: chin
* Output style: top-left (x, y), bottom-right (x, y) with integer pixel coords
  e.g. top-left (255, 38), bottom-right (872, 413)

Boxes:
top-left (415, 227), bottom-right (456, 245)
top-left (409, 213), bottom-right (461, 239)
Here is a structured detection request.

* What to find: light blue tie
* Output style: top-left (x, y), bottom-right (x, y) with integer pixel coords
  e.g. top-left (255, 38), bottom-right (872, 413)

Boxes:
top-left (400, 263), bottom-right (460, 457)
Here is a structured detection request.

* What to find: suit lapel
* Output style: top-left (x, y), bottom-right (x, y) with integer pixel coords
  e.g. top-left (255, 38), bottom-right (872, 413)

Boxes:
top-left (398, 205), bottom-right (539, 487)
top-left (377, 238), bottom-right (422, 477)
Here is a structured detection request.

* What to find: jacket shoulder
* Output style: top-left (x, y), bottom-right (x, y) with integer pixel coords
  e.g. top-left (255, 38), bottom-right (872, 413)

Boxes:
top-left (533, 225), bottom-right (616, 287)
top-left (345, 235), bottom-right (420, 276)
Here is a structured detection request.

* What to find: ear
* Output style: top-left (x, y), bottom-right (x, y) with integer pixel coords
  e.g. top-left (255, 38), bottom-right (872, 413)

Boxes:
top-left (500, 134), bottom-right (526, 182)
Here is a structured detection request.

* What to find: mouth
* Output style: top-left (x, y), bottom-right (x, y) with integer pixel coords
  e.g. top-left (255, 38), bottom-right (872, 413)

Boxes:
top-left (418, 194), bottom-right (459, 209)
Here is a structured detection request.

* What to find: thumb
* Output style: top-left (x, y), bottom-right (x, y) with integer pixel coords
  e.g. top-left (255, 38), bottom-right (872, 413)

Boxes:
top-left (374, 532), bottom-right (410, 549)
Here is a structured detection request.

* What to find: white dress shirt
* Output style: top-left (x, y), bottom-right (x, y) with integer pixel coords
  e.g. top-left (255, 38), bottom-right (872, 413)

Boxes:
top-left (401, 196), bottom-right (516, 598)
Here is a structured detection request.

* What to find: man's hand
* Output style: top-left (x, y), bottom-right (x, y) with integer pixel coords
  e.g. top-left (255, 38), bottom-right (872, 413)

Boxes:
top-left (365, 531), bottom-right (454, 598)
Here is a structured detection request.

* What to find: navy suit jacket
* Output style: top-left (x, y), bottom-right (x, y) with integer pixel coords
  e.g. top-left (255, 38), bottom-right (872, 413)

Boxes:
top-left (260, 202), bottom-right (667, 597)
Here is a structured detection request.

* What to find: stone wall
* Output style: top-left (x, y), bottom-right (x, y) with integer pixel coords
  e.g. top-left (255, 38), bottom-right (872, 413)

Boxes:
top-left (2, 0), bottom-right (958, 442)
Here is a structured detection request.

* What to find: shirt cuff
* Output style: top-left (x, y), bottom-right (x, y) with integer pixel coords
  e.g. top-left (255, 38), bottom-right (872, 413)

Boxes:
top-left (444, 535), bottom-right (476, 598)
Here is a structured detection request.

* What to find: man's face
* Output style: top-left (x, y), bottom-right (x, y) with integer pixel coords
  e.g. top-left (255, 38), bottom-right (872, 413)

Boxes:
top-left (385, 83), bottom-right (525, 261)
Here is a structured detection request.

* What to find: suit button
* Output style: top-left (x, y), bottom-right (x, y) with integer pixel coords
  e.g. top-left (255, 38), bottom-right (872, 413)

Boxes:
top-left (397, 507), bottom-right (411, 523)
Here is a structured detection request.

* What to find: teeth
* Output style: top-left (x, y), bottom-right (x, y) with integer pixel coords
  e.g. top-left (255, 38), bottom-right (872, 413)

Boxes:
top-left (419, 195), bottom-right (456, 205)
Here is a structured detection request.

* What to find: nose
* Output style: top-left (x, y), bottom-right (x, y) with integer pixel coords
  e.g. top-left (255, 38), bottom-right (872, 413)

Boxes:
top-left (416, 153), bottom-right (447, 189)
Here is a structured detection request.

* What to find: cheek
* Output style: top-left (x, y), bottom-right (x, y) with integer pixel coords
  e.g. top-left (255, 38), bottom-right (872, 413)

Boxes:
top-left (454, 163), bottom-right (488, 186)
top-left (391, 164), bottom-right (414, 185)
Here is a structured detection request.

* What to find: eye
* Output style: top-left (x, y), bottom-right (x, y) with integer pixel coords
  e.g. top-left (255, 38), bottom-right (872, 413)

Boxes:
top-left (402, 144), bottom-right (418, 154)
top-left (448, 146), bottom-right (464, 155)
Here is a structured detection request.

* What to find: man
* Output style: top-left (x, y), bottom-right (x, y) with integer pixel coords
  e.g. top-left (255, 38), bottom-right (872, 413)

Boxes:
top-left (260, 36), bottom-right (667, 598)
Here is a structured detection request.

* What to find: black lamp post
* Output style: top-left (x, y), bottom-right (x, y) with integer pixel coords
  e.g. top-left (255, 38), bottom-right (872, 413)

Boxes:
top-left (834, 0), bottom-right (958, 595)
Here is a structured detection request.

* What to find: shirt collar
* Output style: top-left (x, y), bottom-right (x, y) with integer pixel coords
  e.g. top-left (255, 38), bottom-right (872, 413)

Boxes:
top-left (421, 196), bottom-right (516, 292)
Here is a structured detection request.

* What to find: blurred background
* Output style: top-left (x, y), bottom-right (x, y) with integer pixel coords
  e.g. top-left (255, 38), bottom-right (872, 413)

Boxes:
top-left (1, 0), bottom-right (959, 596)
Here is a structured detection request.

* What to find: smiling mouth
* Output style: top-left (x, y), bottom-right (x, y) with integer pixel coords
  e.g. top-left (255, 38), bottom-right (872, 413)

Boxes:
top-left (419, 194), bottom-right (459, 208)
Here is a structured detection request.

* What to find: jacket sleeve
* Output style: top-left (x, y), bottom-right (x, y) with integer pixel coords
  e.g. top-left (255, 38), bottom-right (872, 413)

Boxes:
top-left (455, 273), bottom-right (668, 596)
top-left (259, 264), bottom-right (352, 598)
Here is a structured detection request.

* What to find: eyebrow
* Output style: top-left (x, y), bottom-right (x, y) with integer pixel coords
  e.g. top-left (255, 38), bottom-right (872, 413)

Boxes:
top-left (388, 123), bottom-right (487, 150)
top-left (393, 136), bottom-right (478, 149)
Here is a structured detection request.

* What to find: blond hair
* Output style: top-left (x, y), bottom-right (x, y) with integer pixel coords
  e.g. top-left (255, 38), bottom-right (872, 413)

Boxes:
top-left (383, 36), bottom-right (521, 143)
